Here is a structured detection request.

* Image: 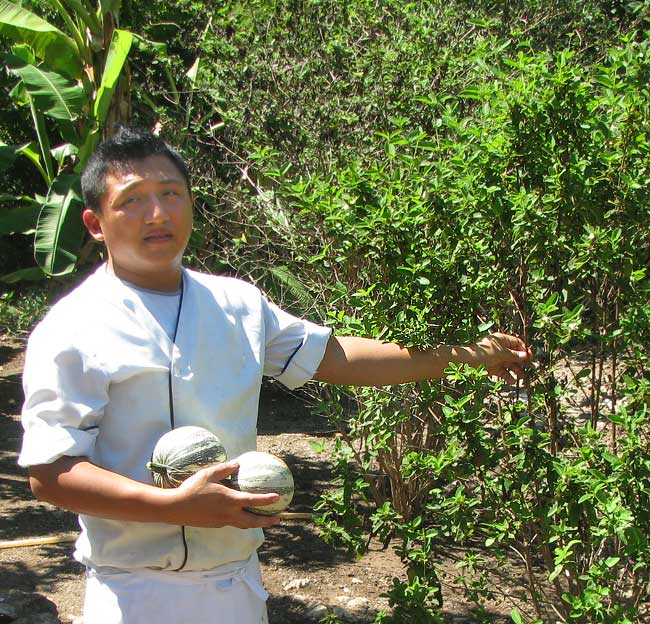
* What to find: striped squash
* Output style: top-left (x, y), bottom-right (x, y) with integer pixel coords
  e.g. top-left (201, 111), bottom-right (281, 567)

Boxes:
top-left (147, 426), bottom-right (227, 488)
top-left (230, 451), bottom-right (294, 515)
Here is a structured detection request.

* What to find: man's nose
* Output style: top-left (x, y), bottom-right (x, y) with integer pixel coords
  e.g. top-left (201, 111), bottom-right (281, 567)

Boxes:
top-left (145, 194), bottom-right (170, 222)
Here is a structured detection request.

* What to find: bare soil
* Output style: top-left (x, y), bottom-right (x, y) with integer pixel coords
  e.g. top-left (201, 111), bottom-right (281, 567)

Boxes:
top-left (0, 335), bottom-right (521, 623)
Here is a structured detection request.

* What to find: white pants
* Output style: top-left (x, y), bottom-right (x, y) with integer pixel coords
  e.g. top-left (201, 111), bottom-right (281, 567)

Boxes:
top-left (83, 553), bottom-right (269, 624)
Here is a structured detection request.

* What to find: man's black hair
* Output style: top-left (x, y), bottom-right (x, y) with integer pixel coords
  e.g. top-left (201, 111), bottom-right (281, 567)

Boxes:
top-left (81, 125), bottom-right (191, 212)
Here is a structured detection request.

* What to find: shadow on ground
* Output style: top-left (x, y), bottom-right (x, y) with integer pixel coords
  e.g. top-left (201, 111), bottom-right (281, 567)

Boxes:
top-left (1, 542), bottom-right (83, 594)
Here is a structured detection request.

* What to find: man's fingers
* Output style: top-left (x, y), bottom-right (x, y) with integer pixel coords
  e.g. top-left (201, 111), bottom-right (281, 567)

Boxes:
top-left (235, 491), bottom-right (281, 507)
top-left (511, 348), bottom-right (532, 363)
top-left (196, 461), bottom-right (240, 482)
top-left (488, 333), bottom-right (532, 361)
top-left (498, 368), bottom-right (517, 384)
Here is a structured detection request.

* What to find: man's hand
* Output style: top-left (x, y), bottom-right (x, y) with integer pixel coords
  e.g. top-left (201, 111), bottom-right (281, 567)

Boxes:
top-left (167, 461), bottom-right (281, 529)
top-left (470, 332), bottom-right (533, 383)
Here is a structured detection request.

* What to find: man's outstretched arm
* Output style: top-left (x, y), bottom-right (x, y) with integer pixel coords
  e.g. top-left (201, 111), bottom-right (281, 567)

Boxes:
top-left (313, 332), bottom-right (532, 387)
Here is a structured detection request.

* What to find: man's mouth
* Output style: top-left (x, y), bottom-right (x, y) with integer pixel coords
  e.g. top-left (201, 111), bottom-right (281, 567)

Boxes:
top-left (144, 231), bottom-right (173, 242)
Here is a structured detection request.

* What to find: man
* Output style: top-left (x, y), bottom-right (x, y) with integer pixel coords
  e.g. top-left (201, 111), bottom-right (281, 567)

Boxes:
top-left (19, 126), bottom-right (531, 623)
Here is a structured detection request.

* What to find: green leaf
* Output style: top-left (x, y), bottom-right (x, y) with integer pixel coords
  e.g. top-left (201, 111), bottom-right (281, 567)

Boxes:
top-left (94, 29), bottom-right (133, 125)
top-left (5, 54), bottom-right (86, 120)
top-left (0, 141), bottom-right (29, 171)
top-left (460, 87), bottom-right (482, 99)
top-left (0, 202), bottom-right (41, 235)
top-left (34, 174), bottom-right (85, 276)
top-left (596, 74), bottom-right (615, 89)
top-left (8, 78), bottom-right (28, 105)
top-left (186, 56), bottom-right (200, 85)
top-left (0, 0), bottom-right (82, 79)
top-left (0, 266), bottom-right (45, 283)
top-left (548, 564), bottom-right (563, 582)
top-left (511, 608), bottom-right (524, 624)
top-left (75, 128), bottom-right (101, 172)
top-left (576, 367), bottom-right (591, 379)
top-left (10, 42), bottom-right (34, 64)
top-left (51, 142), bottom-right (78, 167)
top-left (16, 142), bottom-right (47, 180)
top-left (100, 0), bottom-right (123, 15)
top-left (132, 33), bottom-right (167, 55)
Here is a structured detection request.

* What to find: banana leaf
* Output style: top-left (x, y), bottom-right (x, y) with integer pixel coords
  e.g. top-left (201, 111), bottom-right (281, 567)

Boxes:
top-left (0, 201), bottom-right (41, 235)
top-left (0, 266), bottom-right (45, 283)
top-left (94, 29), bottom-right (133, 126)
top-left (5, 53), bottom-right (86, 121)
top-left (0, 141), bottom-right (29, 171)
top-left (51, 142), bottom-right (78, 169)
top-left (0, 0), bottom-right (82, 79)
top-left (34, 174), bottom-right (85, 276)
top-left (100, 0), bottom-right (123, 16)
top-left (75, 128), bottom-right (101, 173)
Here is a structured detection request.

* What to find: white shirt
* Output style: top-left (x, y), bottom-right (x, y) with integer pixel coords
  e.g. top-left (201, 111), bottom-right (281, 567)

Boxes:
top-left (19, 264), bottom-right (331, 572)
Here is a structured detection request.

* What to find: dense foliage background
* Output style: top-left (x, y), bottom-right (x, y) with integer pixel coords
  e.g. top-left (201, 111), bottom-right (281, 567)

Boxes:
top-left (2, 1), bottom-right (650, 622)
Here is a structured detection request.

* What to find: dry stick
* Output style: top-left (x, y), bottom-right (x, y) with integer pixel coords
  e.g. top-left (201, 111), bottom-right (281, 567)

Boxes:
top-left (563, 351), bottom-right (593, 406)
top-left (541, 536), bottom-right (570, 619)
top-left (508, 541), bottom-right (544, 621)
top-left (0, 534), bottom-right (78, 549)
top-left (277, 512), bottom-right (313, 520)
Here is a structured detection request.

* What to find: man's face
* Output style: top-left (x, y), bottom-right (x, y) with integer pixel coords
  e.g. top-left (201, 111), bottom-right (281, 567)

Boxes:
top-left (82, 154), bottom-right (193, 292)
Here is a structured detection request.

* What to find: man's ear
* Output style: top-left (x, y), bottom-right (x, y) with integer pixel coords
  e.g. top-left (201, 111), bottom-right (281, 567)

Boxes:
top-left (82, 208), bottom-right (104, 241)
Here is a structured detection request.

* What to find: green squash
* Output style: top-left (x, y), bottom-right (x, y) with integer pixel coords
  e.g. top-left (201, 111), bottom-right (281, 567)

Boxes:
top-left (147, 426), bottom-right (227, 488)
top-left (229, 451), bottom-right (294, 515)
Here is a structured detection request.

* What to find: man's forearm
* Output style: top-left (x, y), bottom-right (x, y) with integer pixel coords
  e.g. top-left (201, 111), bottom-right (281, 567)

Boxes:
top-left (29, 456), bottom-right (176, 523)
top-left (313, 336), bottom-right (481, 386)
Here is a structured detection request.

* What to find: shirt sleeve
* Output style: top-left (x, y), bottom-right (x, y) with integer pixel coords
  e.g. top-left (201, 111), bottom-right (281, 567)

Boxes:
top-left (18, 322), bottom-right (110, 467)
top-left (261, 298), bottom-right (332, 390)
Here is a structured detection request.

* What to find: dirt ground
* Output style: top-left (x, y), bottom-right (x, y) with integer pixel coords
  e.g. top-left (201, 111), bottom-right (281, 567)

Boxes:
top-left (1, 334), bottom-right (523, 623)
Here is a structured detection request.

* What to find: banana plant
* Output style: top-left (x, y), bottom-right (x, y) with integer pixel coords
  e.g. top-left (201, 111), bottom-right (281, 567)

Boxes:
top-left (0, 0), bottom-right (135, 278)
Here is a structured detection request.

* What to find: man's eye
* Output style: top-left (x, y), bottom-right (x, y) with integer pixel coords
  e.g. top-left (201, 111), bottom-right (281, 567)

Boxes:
top-left (122, 195), bottom-right (140, 206)
top-left (163, 189), bottom-right (180, 197)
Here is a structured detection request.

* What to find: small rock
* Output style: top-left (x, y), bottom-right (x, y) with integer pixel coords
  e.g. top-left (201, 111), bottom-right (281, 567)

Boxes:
top-left (332, 605), bottom-right (354, 622)
top-left (283, 578), bottom-right (310, 591)
top-left (350, 577), bottom-right (362, 584)
top-left (346, 597), bottom-right (370, 612)
top-left (306, 604), bottom-right (328, 620)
